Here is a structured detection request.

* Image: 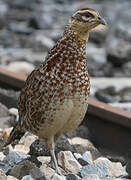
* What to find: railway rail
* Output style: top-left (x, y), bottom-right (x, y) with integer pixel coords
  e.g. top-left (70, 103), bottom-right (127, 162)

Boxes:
top-left (0, 66), bottom-right (131, 161)
top-left (0, 67), bottom-right (131, 128)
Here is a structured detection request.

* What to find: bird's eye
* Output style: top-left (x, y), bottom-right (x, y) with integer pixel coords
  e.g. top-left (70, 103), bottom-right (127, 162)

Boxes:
top-left (82, 12), bottom-right (93, 18)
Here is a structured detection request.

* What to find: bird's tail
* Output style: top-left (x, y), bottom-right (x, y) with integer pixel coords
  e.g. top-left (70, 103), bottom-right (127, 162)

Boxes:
top-left (4, 123), bottom-right (25, 147)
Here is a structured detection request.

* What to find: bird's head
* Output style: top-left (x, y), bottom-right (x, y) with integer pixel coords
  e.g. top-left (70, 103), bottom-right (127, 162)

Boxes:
top-left (69, 8), bottom-right (107, 40)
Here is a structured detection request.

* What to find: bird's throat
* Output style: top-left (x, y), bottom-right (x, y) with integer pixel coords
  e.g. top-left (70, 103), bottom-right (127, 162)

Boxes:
top-left (68, 23), bottom-right (89, 41)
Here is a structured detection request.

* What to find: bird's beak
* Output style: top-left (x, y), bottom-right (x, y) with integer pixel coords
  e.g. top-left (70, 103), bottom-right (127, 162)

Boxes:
top-left (97, 16), bottom-right (107, 25)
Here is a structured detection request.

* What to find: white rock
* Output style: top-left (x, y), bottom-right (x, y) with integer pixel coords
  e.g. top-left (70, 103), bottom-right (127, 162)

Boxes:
top-left (7, 175), bottom-right (19, 180)
top-left (82, 151), bottom-right (93, 164)
top-left (94, 157), bottom-right (124, 177)
top-left (38, 156), bottom-right (55, 179)
top-left (14, 144), bottom-right (29, 154)
top-left (109, 102), bottom-right (131, 112)
top-left (19, 133), bottom-right (37, 148)
top-left (21, 175), bottom-right (34, 180)
top-left (9, 108), bottom-right (18, 116)
top-left (37, 156), bottom-right (51, 164)
top-left (0, 152), bottom-right (6, 161)
top-left (91, 77), bottom-right (131, 92)
top-left (73, 153), bottom-right (82, 160)
top-left (6, 61), bottom-right (35, 76)
top-left (51, 173), bottom-right (66, 180)
top-left (82, 174), bottom-right (101, 180)
top-left (58, 151), bottom-right (82, 174)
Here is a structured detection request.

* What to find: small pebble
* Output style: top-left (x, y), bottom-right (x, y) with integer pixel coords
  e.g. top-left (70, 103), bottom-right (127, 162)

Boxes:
top-left (58, 151), bottom-right (82, 174)
top-left (82, 151), bottom-right (93, 164)
top-left (66, 173), bottom-right (81, 180)
top-left (0, 169), bottom-right (6, 180)
top-left (0, 152), bottom-right (6, 161)
top-left (21, 175), bottom-right (34, 180)
top-left (51, 173), bottom-right (66, 180)
top-left (82, 174), bottom-right (101, 180)
top-left (7, 175), bottom-right (19, 180)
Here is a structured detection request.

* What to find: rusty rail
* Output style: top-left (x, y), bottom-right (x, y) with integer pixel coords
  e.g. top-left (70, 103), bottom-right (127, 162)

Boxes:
top-left (0, 67), bottom-right (26, 90)
top-left (0, 67), bottom-right (131, 128)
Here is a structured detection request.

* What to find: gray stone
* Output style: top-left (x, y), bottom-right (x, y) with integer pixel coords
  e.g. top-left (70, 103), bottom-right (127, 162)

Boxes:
top-left (79, 162), bottom-right (108, 178)
top-left (91, 78), bottom-right (131, 92)
top-left (68, 137), bottom-right (101, 159)
top-left (1, 151), bottom-right (30, 173)
top-left (30, 165), bottom-right (45, 179)
top-left (0, 117), bottom-right (12, 129)
top-left (0, 169), bottom-right (6, 180)
top-left (82, 174), bottom-right (101, 180)
top-left (95, 91), bottom-right (118, 103)
top-left (2, 48), bottom-right (46, 65)
top-left (0, 88), bottom-right (19, 109)
top-left (82, 151), bottom-right (93, 165)
top-left (107, 39), bottom-right (131, 67)
top-left (9, 23), bottom-right (34, 35)
top-left (101, 178), bottom-right (128, 180)
top-left (123, 62), bottom-right (131, 77)
top-left (94, 157), bottom-right (124, 177)
top-left (9, 160), bottom-right (42, 179)
top-left (51, 173), bottom-right (66, 180)
top-left (8, 0), bottom-right (38, 9)
top-left (66, 125), bottom-right (89, 139)
top-left (86, 44), bottom-right (107, 64)
top-left (109, 102), bottom-right (131, 112)
top-left (29, 135), bottom-right (75, 157)
top-left (66, 173), bottom-right (81, 180)
top-left (32, 33), bottom-right (54, 52)
top-left (58, 151), bottom-right (82, 174)
top-left (74, 153), bottom-right (88, 166)
top-left (21, 175), bottom-right (34, 180)
top-left (37, 156), bottom-right (55, 179)
top-left (56, 135), bottom-right (75, 154)
top-left (118, 87), bottom-right (131, 102)
top-left (29, 11), bottom-right (54, 29)
top-left (29, 139), bottom-right (50, 157)
top-left (115, 22), bottom-right (131, 42)
top-left (4, 151), bottom-right (30, 166)
top-left (0, 152), bottom-right (6, 161)
top-left (0, 103), bottom-right (9, 118)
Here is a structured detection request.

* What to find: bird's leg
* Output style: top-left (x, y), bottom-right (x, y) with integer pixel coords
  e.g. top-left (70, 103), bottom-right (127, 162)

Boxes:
top-left (45, 137), bottom-right (61, 174)
top-left (50, 149), bottom-right (61, 175)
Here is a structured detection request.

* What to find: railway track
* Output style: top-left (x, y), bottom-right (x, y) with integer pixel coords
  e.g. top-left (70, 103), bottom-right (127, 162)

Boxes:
top-left (0, 66), bottom-right (131, 163)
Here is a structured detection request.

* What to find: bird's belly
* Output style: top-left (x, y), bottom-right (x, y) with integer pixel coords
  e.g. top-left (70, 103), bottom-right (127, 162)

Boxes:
top-left (38, 95), bottom-right (88, 138)
top-left (62, 96), bottom-right (88, 132)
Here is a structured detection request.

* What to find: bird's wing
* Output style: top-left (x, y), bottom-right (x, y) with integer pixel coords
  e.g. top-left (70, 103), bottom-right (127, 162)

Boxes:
top-left (17, 46), bottom-right (65, 130)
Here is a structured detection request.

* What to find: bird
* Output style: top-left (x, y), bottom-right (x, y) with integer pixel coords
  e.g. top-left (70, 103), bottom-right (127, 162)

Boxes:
top-left (4, 8), bottom-right (106, 174)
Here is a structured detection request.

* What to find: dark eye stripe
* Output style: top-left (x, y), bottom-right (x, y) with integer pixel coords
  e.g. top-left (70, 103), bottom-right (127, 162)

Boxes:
top-left (79, 12), bottom-right (94, 18)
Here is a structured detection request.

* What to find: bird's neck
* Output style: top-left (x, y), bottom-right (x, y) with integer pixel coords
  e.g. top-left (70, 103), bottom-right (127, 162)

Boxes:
top-left (64, 24), bottom-right (89, 41)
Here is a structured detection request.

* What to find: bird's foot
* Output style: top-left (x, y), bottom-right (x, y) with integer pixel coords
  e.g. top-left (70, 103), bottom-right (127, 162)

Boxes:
top-left (50, 149), bottom-right (63, 175)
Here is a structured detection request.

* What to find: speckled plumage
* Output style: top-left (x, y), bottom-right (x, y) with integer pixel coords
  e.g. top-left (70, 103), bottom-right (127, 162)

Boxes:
top-left (18, 26), bottom-right (90, 148)
top-left (5, 8), bottom-right (106, 173)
